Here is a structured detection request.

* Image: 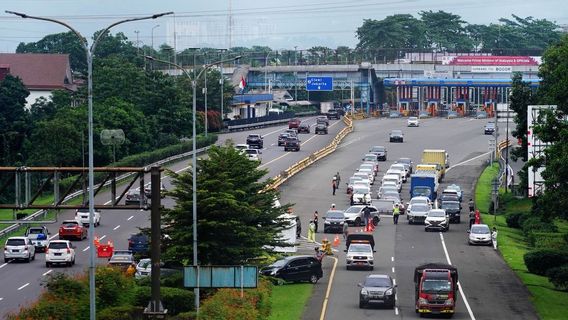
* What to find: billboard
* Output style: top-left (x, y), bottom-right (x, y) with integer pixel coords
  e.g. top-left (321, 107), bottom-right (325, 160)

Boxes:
top-left (444, 56), bottom-right (539, 66)
top-left (527, 105), bottom-right (555, 197)
top-left (471, 66), bottom-right (513, 73)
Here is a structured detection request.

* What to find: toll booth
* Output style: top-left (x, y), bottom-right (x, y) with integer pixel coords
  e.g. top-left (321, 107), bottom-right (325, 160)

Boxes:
top-left (483, 86), bottom-right (498, 117)
top-left (426, 101), bottom-right (439, 117)
top-left (424, 86), bottom-right (441, 116)
top-left (398, 100), bottom-right (410, 116)
top-left (397, 85), bottom-right (413, 116)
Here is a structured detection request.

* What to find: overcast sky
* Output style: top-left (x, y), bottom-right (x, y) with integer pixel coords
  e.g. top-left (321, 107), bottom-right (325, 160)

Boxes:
top-left (0, 0), bottom-right (566, 53)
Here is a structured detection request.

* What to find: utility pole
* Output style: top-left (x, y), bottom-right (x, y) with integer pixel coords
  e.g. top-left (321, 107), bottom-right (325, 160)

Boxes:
top-left (294, 46), bottom-right (298, 101)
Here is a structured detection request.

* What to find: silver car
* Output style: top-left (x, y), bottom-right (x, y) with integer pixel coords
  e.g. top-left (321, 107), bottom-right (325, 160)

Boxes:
top-left (343, 205), bottom-right (380, 226)
top-left (469, 224), bottom-right (492, 245)
top-left (407, 203), bottom-right (430, 224)
top-left (358, 274), bottom-right (396, 309)
top-left (4, 237), bottom-right (36, 263)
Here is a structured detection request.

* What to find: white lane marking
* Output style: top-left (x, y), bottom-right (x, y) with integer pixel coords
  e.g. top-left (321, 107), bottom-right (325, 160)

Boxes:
top-left (270, 143), bottom-right (275, 146)
top-left (395, 307), bottom-right (399, 315)
top-left (440, 233), bottom-right (476, 320)
top-left (42, 270), bottom-right (53, 276)
top-left (0, 297), bottom-right (3, 301)
top-left (446, 151), bottom-right (491, 173)
top-left (319, 256), bottom-right (338, 320)
top-left (113, 225), bottom-right (121, 230)
top-left (391, 256), bottom-right (394, 262)
top-left (48, 233), bottom-right (59, 240)
top-left (83, 246), bottom-right (90, 252)
top-left (127, 215), bottom-right (134, 221)
top-left (259, 133), bottom-right (321, 169)
top-left (17, 283), bottom-right (29, 290)
top-left (99, 235), bottom-right (107, 241)
top-left (0, 263), bottom-right (8, 269)
top-left (393, 278), bottom-right (396, 286)
top-left (104, 199), bottom-right (111, 205)
top-left (392, 267), bottom-right (395, 273)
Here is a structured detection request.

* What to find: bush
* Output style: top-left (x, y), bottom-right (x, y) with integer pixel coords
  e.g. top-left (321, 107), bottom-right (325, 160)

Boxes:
top-left (133, 286), bottom-right (194, 315)
top-left (524, 249), bottom-right (568, 275)
top-left (546, 265), bottom-right (568, 291)
top-left (96, 266), bottom-right (136, 309)
top-left (527, 232), bottom-right (568, 250)
top-left (505, 212), bottom-right (529, 228)
top-left (521, 216), bottom-right (558, 235)
top-left (97, 305), bottom-right (145, 320)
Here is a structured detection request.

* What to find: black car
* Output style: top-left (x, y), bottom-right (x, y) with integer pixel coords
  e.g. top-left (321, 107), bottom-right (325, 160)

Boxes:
top-left (315, 123), bottom-right (328, 134)
top-left (278, 133), bottom-right (290, 146)
top-left (297, 122), bottom-right (311, 134)
top-left (284, 137), bottom-right (300, 151)
top-left (246, 134), bottom-right (264, 149)
top-left (369, 146), bottom-right (387, 161)
top-left (128, 233), bottom-right (149, 255)
top-left (323, 210), bottom-right (346, 233)
top-left (438, 194), bottom-right (460, 206)
top-left (327, 109), bottom-right (340, 120)
top-left (260, 256), bottom-right (323, 284)
top-left (389, 130), bottom-right (404, 143)
top-left (440, 201), bottom-right (461, 223)
top-left (484, 122), bottom-right (496, 135)
top-left (358, 274), bottom-right (396, 309)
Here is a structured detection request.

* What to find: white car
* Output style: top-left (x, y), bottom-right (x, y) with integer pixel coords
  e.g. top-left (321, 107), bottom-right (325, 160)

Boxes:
top-left (390, 163), bottom-right (408, 178)
top-left (244, 148), bottom-right (262, 162)
top-left (358, 168), bottom-right (375, 183)
top-left (382, 174), bottom-right (401, 192)
top-left (75, 208), bottom-right (101, 227)
top-left (406, 196), bottom-right (432, 211)
top-left (361, 161), bottom-right (379, 174)
top-left (377, 185), bottom-right (398, 198)
top-left (425, 209), bottom-right (450, 232)
top-left (346, 243), bottom-right (374, 270)
top-left (135, 258), bottom-right (152, 279)
top-left (469, 224), bottom-right (492, 245)
top-left (351, 185), bottom-right (372, 205)
top-left (358, 163), bottom-right (377, 177)
top-left (386, 168), bottom-right (406, 183)
top-left (234, 143), bottom-right (249, 154)
top-left (407, 202), bottom-right (430, 224)
top-left (45, 240), bottom-right (76, 267)
top-left (353, 172), bottom-right (372, 186)
top-left (4, 236), bottom-right (35, 263)
top-left (408, 116), bottom-right (420, 127)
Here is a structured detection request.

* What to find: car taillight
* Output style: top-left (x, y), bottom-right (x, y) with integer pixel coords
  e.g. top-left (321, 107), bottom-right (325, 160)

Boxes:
top-left (24, 245), bottom-right (28, 251)
top-left (67, 248), bottom-right (71, 254)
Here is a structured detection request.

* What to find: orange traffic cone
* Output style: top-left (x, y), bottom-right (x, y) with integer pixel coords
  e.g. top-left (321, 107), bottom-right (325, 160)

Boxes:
top-left (332, 234), bottom-right (340, 247)
top-left (93, 235), bottom-right (100, 248)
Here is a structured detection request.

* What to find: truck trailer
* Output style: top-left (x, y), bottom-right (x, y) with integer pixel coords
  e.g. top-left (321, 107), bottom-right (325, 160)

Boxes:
top-left (422, 149), bottom-right (449, 180)
top-left (410, 173), bottom-right (438, 201)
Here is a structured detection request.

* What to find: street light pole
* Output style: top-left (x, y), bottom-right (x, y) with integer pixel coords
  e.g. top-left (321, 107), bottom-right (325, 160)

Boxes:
top-left (152, 24), bottom-right (160, 50)
top-left (204, 53), bottom-right (208, 137)
top-left (6, 10), bottom-right (173, 320)
top-left (144, 54), bottom-right (241, 314)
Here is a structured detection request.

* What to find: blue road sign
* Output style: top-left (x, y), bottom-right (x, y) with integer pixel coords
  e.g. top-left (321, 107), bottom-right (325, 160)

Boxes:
top-left (184, 266), bottom-right (258, 288)
top-left (306, 76), bottom-right (333, 91)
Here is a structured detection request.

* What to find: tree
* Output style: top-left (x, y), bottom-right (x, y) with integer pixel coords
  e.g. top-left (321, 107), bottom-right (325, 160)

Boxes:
top-left (0, 75), bottom-right (30, 166)
top-left (162, 144), bottom-right (290, 265)
top-left (16, 32), bottom-right (86, 73)
top-left (528, 35), bottom-right (568, 219)
top-left (419, 10), bottom-right (472, 51)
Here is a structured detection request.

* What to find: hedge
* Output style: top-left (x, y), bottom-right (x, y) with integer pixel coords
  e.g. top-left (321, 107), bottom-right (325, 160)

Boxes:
top-left (97, 306), bottom-right (145, 320)
top-left (546, 265), bottom-right (568, 291)
top-left (524, 249), bottom-right (568, 276)
top-left (198, 279), bottom-right (271, 320)
top-left (527, 232), bottom-right (568, 250)
top-left (521, 216), bottom-right (558, 235)
top-left (505, 212), bottom-right (529, 228)
top-left (133, 286), bottom-right (194, 315)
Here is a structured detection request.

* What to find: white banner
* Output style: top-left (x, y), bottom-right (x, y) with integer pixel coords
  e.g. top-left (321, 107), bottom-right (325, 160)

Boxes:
top-left (471, 66), bottom-right (513, 73)
top-left (423, 70), bottom-right (452, 78)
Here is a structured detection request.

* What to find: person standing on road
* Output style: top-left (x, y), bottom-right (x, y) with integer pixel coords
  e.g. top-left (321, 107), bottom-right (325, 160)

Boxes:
top-left (308, 220), bottom-right (316, 242)
top-left (335, 172), bottom-right (341, 188)
top-left (313, 211), bottom-right (319, 233)
top-left (363, 205), bottom-right (371, 227)
top-left (492, 227), bottom-right (498, 250)
top-left (468, 210), bottom-right (476, 231)
top-left (393, 204), bottom-right (400, 225)
top-left (343, 222), bottom-right (349, 239)
top-left (332, 178), bottom-right (337, 195)
top-left (315, 246), bottom-right (325, 262)
top-left (474, 209), bottom-right (481, 224)
top-left (468, 198), bottom-right (475, 213)
top-left (330, 203), bottom-right (336, 211)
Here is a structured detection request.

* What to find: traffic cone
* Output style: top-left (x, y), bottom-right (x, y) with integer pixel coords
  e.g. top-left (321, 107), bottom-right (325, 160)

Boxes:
top-left (332, 234), bottom-right (340, 247)
top-left (93, 235), bottom-right (100, 248)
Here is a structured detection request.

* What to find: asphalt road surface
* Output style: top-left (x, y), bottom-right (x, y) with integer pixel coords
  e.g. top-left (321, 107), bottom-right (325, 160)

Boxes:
top-left (0, 115), bottom-right (344, 316)
top-left (278, 117), bottom-right (538, 320)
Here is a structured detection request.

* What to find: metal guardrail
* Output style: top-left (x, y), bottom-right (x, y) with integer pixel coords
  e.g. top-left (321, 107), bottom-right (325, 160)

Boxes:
top-left (225, 111), bottom-right (318, 131)
top-left (0, 146), bottom-right (211, 237)
top-left (264, 115), bottom-right (353, 191)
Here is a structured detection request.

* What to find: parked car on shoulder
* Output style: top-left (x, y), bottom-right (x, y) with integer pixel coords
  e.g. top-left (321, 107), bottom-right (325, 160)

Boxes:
top-left (25, 226), bottom-right (50, 252)
top-left (389, 130), bottom-right (404, 143)
top-left (358, 274), bottom-right (396, 309)
top-left (260, 256), bottom-right (323, 284)
top-left (59, 220), bottom-right (87, 240)
top-left (297, 122), bottom-right (311, 133)
top-left (315, 123), bottom-right (328, 134)
top-left (288, 118), bottom-right (301, 129)
top-left (246, 134), bottom-right (264, 149)
top-left (75, 208), bottom-right (101, 227)
top-left (45, 240), bottom-right (75, 267)
top-left (468, 224), bottom-right (492, 245)
top-left (4, 236), bottom-right (35, 263)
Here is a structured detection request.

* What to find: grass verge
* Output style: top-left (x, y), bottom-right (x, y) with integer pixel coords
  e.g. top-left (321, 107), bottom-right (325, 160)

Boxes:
top-left (268, 283), bottom-right (313, 320)
top-left (476, 165), bottom-right (568, 319)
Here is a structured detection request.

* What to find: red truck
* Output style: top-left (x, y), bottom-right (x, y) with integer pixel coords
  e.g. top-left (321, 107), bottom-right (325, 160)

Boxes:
top-left (414, 263), bottom-right (458, 317)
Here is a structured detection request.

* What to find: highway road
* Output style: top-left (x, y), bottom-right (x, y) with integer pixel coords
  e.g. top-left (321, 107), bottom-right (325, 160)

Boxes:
top-left (278, 117), bottom-right (538, 320)
top-left (0, 115), bottom-right (345, 316)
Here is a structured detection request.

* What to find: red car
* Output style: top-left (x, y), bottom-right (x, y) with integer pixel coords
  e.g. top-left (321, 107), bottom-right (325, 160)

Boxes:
top-left (288, 118), bottom-right (301, 129)
top-left (59, 220), bottom-right (87, 240)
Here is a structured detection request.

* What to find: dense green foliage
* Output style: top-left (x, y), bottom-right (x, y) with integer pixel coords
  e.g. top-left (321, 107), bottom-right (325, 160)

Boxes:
top-left (162, 144), bottom-right (291, 265)
top-left (505, 211), bottom-right (529, 228)
top-left (199, 279), bottom-right (271, 320)
top-left (546, 266), bottom-right (568, 291)
top-left (524, 249), bottom-right (568, 276)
